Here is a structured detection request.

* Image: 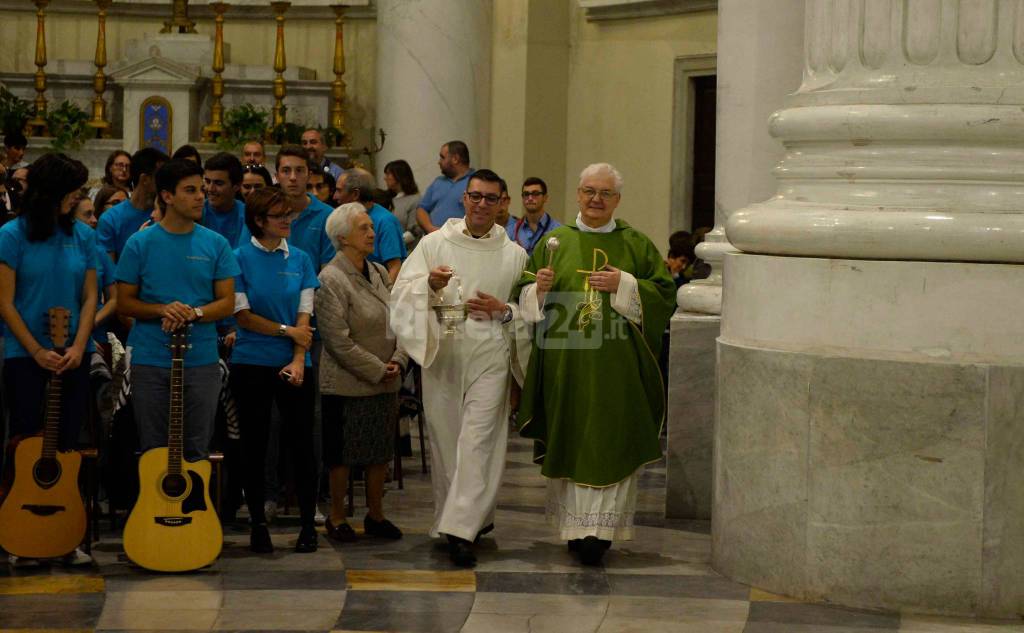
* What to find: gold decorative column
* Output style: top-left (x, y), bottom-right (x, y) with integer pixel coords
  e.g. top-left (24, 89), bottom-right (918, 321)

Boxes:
top-left (201, 2), bottom-right (230, 142)
top-left (25, 0), bottom-right (50, 136)
top-left (330, 4), bottom-right (348, 139)
top-left (270, 1), bottom-right (290, 129)
top-left (87, 0), bottom-right (112, 137)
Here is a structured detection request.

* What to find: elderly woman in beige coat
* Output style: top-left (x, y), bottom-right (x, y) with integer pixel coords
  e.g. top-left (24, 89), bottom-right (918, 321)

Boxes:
top-left (318, 202), bottom-right (408, 542)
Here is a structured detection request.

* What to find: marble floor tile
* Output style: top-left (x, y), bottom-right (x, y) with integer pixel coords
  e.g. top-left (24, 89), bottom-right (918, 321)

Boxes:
top-left (102, 589), bottom-right (223, 610)
top-left (744, 601), bottom-right (899, 631)
top-left (95, 607), bottom-right (220, 630)
top-left (898, 616), bottom-right (1024, 631)
top-left (597, 616), bottom-right (747, 633)
top-left (222, 570), bottom-right (347, 591)
top-left (475, 571), bottom-right (610, 595)
top-left (220, 588), bottom-right (345, 610)
top-left (469, 592), bottom-right (608, 615)
top-left (211, 608), bottom-right (341, 631)
top-left (0, 573), bottom-right (104, 595)
top-left (345, 569), bottom-right (475, 592)
top-left (607, 573), bottom-right (749, 599)
top-left (0, 592), bottom-right (103, 628)
top-left (604, 595), bottom-right (750, 623)
top-left (461, 612), bottom-right (606, 633)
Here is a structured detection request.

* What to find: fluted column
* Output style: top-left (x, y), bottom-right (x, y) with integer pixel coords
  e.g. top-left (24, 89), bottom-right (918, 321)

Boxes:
top-left (270, 1), bottom-right (290, 129)
top-left (25, 0), bottom-right (49, 136)
top-left (727, 0), bottom-right (1024, 263)
top-left (375, 0), bottom-right (491, 186)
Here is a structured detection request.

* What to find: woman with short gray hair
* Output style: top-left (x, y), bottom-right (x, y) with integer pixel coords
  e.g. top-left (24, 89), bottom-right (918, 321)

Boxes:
top-left (317, 202), bottom-right (408, 542)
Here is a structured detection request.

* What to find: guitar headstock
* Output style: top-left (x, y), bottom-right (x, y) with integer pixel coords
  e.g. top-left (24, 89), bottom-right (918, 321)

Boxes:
top-left (46, 307), bottom-right (71, 350)
top-left (168, 325), bottom-right (192, 358)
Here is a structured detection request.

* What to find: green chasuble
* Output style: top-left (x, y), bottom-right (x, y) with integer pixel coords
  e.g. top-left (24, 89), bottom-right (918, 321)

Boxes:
top-left (515, 220), bottom-right (676, 487)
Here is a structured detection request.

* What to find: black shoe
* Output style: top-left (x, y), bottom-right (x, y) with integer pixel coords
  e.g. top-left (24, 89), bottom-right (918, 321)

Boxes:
top-left (567, 539), bottom-right (582, 553)
top-left (578, 536), bottom-right (609, 566)
top-left (324, 517), bottom-right (357, 543)
top-left (364, 515), bottom-right (403, 540)
top-left (473, 523), bottom-right (494, 544)
top-left (295, 525), bottom-right (319, 553)
top-left (249, 524), bottom-right (273, 554)
top-left (447, 536), bottom-right (476, 568)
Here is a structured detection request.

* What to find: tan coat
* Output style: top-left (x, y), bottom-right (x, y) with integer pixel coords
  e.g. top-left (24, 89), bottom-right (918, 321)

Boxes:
top-left (316, 253), bottom-right (408, 397)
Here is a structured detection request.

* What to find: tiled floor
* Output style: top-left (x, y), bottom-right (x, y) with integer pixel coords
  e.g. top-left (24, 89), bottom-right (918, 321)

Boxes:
top-left (2, 432), bottom-right (1024, 632)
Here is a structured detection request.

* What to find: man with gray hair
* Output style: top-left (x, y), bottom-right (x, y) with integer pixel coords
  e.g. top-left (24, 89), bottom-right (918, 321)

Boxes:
top-left (301, 128), bottom-right (343, 181)
top-left (514, 162), bottom-right (677, 566)
top-left (336, 168), bottom-right (407, 283)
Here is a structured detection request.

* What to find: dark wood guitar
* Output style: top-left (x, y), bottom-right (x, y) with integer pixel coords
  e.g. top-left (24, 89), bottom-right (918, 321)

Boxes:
top-left (0, 307), bottom-right (86, 558)
top-left (123, 325), bottom-right (222, 572)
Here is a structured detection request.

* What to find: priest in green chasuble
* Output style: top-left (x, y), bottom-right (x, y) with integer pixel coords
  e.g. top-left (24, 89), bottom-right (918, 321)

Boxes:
top-left (515, 162), bottom-right (676, 566)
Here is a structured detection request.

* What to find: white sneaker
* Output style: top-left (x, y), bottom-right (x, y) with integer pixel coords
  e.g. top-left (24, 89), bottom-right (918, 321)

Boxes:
top-left (264, 500), bottom-right (278, 523)
top-left (314, 505), bottom-right (326, 526)
top-left (61, 547), bottom-right (93, 566)
top-left (8, 555), bottom-right (41, 568)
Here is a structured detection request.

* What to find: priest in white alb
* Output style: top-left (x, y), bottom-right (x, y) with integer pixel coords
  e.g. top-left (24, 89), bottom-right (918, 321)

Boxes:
top-left (389, 168), bottom-right (529, 568)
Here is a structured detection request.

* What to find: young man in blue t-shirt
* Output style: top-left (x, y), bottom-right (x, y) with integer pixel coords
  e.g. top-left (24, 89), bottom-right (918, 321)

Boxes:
top-left (115, 159), bottom-right (240, 460)
top-left (201, 152), bottom-right (246, 249)
top-left (96, 147), bottom-right (168, 262)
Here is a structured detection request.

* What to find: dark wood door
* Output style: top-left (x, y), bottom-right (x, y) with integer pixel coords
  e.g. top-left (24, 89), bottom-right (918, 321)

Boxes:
top-left (691, 74), bottom-right (716, 232)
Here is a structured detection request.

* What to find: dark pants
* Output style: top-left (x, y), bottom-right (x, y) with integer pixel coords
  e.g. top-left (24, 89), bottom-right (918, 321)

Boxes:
top-left (4, 356), bottom-right (89, 450)
top-left (230, 363), bottom-right (316, 527)
top-left (132, 363), bottom-right (220, 460)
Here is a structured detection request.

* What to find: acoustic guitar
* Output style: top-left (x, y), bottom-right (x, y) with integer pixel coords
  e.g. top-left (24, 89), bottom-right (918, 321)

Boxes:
top-left (0, 307), bottom-right (86, 559)
top-left (123, 326), bottom-right (222, 572)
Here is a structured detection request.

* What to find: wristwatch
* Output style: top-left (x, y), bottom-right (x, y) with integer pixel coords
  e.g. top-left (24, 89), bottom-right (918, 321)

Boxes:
top-left (277, 323), bottom-right (288, 337)
top-left (500, 304), bottom-right (513, 324)
top-left (192, 306), bottom-right (204, 322)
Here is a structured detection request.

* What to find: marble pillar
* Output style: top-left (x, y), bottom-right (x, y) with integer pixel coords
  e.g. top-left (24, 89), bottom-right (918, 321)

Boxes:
top-left (715, 0), bottom-right (1024, 618)
top-left (374, 0), bottom-right (491, 186)
top-left (665, 0), bottom-right (804, 519)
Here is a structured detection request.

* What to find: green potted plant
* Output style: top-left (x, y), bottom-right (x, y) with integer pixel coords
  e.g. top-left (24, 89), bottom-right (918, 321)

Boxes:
top-left (0, 87), bottom-right (32, 136)
top-left (218, 103), bottom-right (270, 150)
top-left (46, 100), bottom-right (91, 151)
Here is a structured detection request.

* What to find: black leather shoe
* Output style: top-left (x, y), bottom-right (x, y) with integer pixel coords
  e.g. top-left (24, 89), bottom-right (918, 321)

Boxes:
top-left (447, 536), bottom-right (476, 568)
top-left (295, 525), bottom-right (319, 553)
top-left (364, 515), bottom-right (403, 540)
top-left (249, 523), bottom-right (273, 554)
top-left (473, 523), bottom-right (495, 544)
top-left (578, 536), bottom-right (609, 566)
top-left (325, 517), bottom-right (357, 543)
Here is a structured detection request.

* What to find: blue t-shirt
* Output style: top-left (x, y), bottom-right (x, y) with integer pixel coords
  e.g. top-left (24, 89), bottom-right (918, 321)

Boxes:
top-left (92, 243), bottom-right (116, 345)
top-left (508, 213), bottom-right (562, 255)
top-left (420, 170), bottom-right (475, 226)
top-left (366, 203), bottom-right (407, 265)
top-left (97, 198), bottom-right (152, 259)
top-left (115, 224), bottom-right (240, 368)
top-left (240, 194), bottom-right (335, 272)
top-left (202, 198), bottom-right (246, 249)
top-left (231, 240), bottom-right (319, 368)
top-left (0, 218), bottom-right (97, 359)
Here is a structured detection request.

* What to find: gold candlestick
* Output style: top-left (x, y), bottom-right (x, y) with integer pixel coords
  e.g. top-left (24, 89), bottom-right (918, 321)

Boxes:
top-left (330, 4), bottom-right (348, 140)
top-left (87, 0), bottom-right (112, 137)
top-left (201, 2), bottom-right (230, 142)
top-left (270, 1), bottom-right (291, 129)
top-left (25, 0), bottom-right (50, 136)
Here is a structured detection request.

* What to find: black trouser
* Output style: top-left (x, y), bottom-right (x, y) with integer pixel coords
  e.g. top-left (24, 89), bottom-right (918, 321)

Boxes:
top-left (4, 357), bottom-right (89, 450)
top-left (230, 363), bottom-right (316, 527)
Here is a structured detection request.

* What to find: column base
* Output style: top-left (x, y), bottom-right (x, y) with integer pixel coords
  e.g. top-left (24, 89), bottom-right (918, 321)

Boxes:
top-left (666, 312), bottom-right (719, 520)
top-left (715, 253), bottom-right (1024, 617)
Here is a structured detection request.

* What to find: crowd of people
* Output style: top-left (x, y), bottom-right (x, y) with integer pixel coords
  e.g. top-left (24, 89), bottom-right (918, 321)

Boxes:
top-left (0, 128), bottom-right (681, 569)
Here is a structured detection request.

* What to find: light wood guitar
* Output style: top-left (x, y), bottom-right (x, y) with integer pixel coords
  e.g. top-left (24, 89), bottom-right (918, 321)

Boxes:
top-left (123, 326), bottom-right (222, 572)
top-left (0, 307), bottom-right (86, 559)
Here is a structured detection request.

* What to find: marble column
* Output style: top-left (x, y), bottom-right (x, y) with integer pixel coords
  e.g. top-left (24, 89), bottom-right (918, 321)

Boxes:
top-left (374, 0), bottom-right (491, 186)
top-left (665, 0), bottom-right (804, 519)
top-left (715, 0), bottom-right (1024, 618)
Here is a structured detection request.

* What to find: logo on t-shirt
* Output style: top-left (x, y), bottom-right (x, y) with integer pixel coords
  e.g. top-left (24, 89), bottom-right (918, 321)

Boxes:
top-left (278, 271), bottom-right (300, 277)
top-left (186, 255), bottom-right (212, 262)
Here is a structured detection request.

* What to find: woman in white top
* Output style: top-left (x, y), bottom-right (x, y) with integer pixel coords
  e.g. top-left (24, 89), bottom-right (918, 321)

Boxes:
top-left (383, 160), bottom-right (423, 249)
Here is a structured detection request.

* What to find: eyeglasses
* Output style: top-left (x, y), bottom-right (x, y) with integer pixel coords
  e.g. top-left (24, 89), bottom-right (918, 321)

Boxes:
top-left (265, 211), bottom-right (299, 222)
top-left (522, 190), bottom-right (545, 199)
top-left (465, 191), bottom-right (501, 205)
top-left (578, 187), bottom-right (618, 201)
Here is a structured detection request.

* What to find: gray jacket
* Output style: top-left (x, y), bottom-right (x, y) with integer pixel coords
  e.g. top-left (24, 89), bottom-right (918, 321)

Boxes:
top-left (316, 254), bottom-right (408, 396)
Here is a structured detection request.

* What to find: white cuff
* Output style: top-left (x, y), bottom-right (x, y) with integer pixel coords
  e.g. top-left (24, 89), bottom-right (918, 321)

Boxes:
top-left (519, 283), bottom-right (545, 324)
top-left (299, 288), bottom-right (315, 315)
top-left (233, 292), bottom-right (250, 314)
top-left (610, 270), bottom-right (642, 324)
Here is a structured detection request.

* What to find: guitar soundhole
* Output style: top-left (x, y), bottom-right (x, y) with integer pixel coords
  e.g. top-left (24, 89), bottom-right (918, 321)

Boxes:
top-left (161, 473), bottom-right (188, 499)
top-left (33, 458), bottom-right (61, 489)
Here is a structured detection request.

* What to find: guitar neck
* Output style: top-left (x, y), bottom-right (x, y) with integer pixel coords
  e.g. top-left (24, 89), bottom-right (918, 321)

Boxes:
top-left (41, 346), bottom-right (65, 460)
top-left (168, 355), bottom-right (184, 475)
